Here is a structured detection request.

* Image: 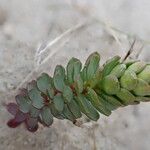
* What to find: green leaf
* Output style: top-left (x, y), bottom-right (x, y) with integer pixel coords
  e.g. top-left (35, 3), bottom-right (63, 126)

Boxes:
top-left (67, 99), bottom-right (82, 118)
top-left (110, 64), bottom-right (126, 78)
top-left (133, 79), bottom-right (150, 96)
top-left (116, 88), bottom-right (135, 105)
top-left (81, 66), bottom-right (87, 81)
top-left (63, 86), bottom-right (73, 103)
top-left (120, 71), bottom-right (138, 91)
top-left (127, 61), bottom-right (146, 73)
top-left (101, 93), bottom-right (123, 108)
top-left (66, 58), bottom-right (82, 84)
top-left (102, 56), bottom-right (120, 77)
top-left (74, 74), bottom-right (84, 93)
top-left (41, 106), bottom-right (53, 126)
top-left (85, 52), bottom-right (100, 80)
top-left (73, 59), bottom-right (82, 81)
top-left (29, 106), bottom-right (40, 118)
top-left (53, 65), bottom-right (66, 91)
top-left (50, 104), bottom-right (65, 119)
top-left (86, 87), bottom-right (111, 116)
top-left (16, 95), bottom-right (31, 113)
top-left (54, 65), bottom-right (65, 79)
top-left (53, 74), bottom-right (65, 92)
top-left (66, 58), bottom-right (76, 84)
top-left (28, 88), bottom-right (44, 109)
top-left (98, 95), bottom-right (116, 111)
top-left (138, 65), bottom-right (150, 84)
top-left (37, 73), bottom-right (53, 94)
top-left (76, 94), bottom-right (100, 121)
top-left (124, 60), bottom-right (139, 67)
top-left (53, 94), bottom-right (64, 112)
top-left (102, 75), bottom-right (120, 95)
top-left (47, 87), bottom-right (55, 99)
top-left (63, 104), bottom-right (76, 121)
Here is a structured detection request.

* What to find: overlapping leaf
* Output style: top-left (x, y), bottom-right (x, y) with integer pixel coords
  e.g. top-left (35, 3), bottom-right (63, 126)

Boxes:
top-left (6, 51), bottom-right (150, 132)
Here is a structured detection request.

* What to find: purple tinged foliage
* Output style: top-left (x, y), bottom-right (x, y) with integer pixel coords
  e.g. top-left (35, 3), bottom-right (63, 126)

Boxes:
top-left (6, 103), bottom-right (18, 115)
top-left (25, 116), bottom-right (39, 132)
top-left (6, 76), bottom-right (56, 133)
top-left (7, 102), bottom-right (40, 132)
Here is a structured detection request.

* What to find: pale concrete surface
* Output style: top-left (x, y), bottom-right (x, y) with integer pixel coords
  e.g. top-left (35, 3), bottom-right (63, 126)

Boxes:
top-left (0, 0), bottom-right (150, 150)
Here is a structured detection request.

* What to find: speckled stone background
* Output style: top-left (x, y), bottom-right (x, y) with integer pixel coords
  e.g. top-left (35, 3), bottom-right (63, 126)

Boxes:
top-left (0, 0), bottom-right (150, 150)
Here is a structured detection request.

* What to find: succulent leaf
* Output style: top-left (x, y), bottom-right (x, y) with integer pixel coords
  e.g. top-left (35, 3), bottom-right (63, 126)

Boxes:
top-left (102, 56), bottom-right (121, 77)
top-left (138, 65), bottom-right (150, 83)
top-left (81, 66), bottom-right (87, 81)
top-left (16, 95), bottom-right (31, 113)
top-left (63, 104), bottom-right (76, 121)
top-left (66, 58), bottom-right (81, 84)
top-left (47, 87), bottom-right (55, 99)
top-left (86, 87), bottom-right (111, 116)
top-left (6, 103), bottom-right (18, 116)
top-left (77, 94), bottom-right (100, 121)
top-left (41, 106), bottom-right (53, 126)
top-left (102, 75), bottom-right (120, 95)
top-left (101, 93), bottom-right (123, 108)
top-left (63, 86), bottom-right (73, 103)
top-left (85, 52), bottom-right (100, 80)
top-left (110, 64), bottom-right (126, 78)
top-left (67, 99), bottom-right (82, 118)
top-left (120, 70), bottom-right (138, 91)
top-left (37, 73), bottom-right (53, 94)
top-left (74, 74), bottom-right (84, 93)
top-left (29, 106), bottom-right (40, 118)
top-left (25, 117), bottom-right (38, 132)
top-left (53, 94), bottom-right (64, 112)
top-left (28, 88), bottom-right (44, 109)
top-left (127, 61), bottom-right (146, 73)
top-left (116, 88), bottom-right (135, 105)
top-left (133, 79), bottom-right (150, 96)
top-left (73, 59), bottom-right (82, 81)
top-left (50, 104), bottom-right (65, 119)
top-left (98, 95), bottom-right (116, 111)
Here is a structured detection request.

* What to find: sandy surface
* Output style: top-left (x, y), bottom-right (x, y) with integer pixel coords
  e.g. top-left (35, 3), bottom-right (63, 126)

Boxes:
top-left (0, 0), bottom-right (150, 150)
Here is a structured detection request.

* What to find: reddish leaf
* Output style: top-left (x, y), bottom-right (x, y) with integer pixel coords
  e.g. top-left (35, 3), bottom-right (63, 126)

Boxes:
top-left (7, 119), bottom-right (22, 128)
top-left (6, 103), bottom-right (18, 116)
top-left (7, 111), bottom-right (27, 128)
top-left (25, 117), bottom-right (38, 132)
top-left (15, 111), bottom-right (27, 123)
